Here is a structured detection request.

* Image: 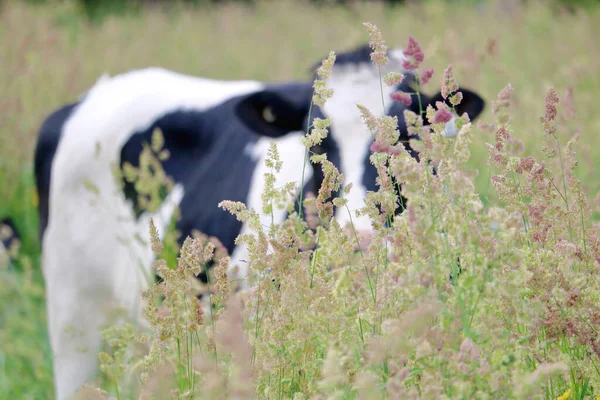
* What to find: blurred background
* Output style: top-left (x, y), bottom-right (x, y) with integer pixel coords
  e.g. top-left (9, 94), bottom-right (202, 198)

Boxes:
top-left (1, 0), bottom-right (599, 397)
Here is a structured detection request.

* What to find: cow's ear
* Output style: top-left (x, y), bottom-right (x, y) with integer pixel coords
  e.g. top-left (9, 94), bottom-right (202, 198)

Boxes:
top-left (234, 83), bottom-right (313, 138)
top-left (427, 88), bottom-right (486, 121)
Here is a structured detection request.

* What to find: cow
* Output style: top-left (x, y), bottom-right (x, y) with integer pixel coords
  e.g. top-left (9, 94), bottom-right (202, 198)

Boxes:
top-left (35, 44), bottom-right (485, 399)
top-left (35, 68), bottom-right (317, 399)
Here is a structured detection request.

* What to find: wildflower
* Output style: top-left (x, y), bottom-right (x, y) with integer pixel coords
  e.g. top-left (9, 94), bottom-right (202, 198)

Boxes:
top-left (441, 64), bottom-right (459, 99)
top-left (215, 296), bottom-right (254, 397)
top-left (459, 337), bottom-right (481, 362)
top-left (384, 72), bottom-right (404, 86)
top-left (420, 68), bottom-right (434, 85)
top-left (458, 337), bottom-right (485, 374)
top-left (315, 159), bottom-right (344, 219)
top-left (73, 385), bottom-right (110, 400)
top-left (540, 87), bottom-right (559, 135)
top-left (202, 241), bottom-right (215, 263)
top-left (430, 107), bottom-right (453, 124)
top-left (368, 114), bottom-right (403, 155)
top-left (449, 91), bottom-right (463, 107)
top-left (515, 156), bottom-right (535, 174)
top-left (390, 90), bottom-right (412, 106)
top-left (319, 346), bottom-right (348, 391)
top-left (178, 236), bottom-right (204, 276)
top-left (369, 141), bottom-right (397, 155)
top-left (557, 389), bottom-right (571, 400)
top-left (315, 50), bottom-right (336, 81)
top-left (357, 104), bottom-right (378, 133)
top-left (193, 297), bottom-right (204, 326)
top-left (492, 83), bottom-right (514, 114)
top-left (363, 22), bottom-right (388, 66)
top-left (477, 120), bottom-right (497, 133)
top-left (402, 36), bottom-right (424, 70)
top-left (495, 125), bottom-right (510, 151)
top-left (302, 117), bottom-right (331, 148)
top-left (149, 218), bottom-right (163, 255)
top-left (354, 372), bottom-right (383, 400)
top-left (214, 256), bottom-right (231, 306)
top-left (313, 51), bottom-right (336, 107)
top-left (219, 201), bottom-right (248, 221)
top-left (303, 192), bottom-right (319, 230)
top-left (139, 363), bottom-right (177, 399)
top-left (543, 88), bottom-right (559, 121)
top-left (523, 362), bottom-right (568, 388)
top-left (265, 140), bottom-right (283, 172)
top-left (404, 109), bottom-right (429, 138)
top-left (415, 340), bottom-right (433, 359)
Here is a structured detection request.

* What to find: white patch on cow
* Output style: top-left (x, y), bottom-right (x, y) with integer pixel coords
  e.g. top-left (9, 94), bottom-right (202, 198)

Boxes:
top-left (388, 48), bottom-right (406, 65)
top-left (230, 133), bottom-right (310, 286)
top-left (440, 114), bottom-right (461, 138)
top-left (137, 182), bottom-right (185, 251)
top-left (323, 49), bottom-right (407, 233)
top-left (243, 141), bottom-right (260, 160)
top-left (43, 68), bottom-right (264, 400)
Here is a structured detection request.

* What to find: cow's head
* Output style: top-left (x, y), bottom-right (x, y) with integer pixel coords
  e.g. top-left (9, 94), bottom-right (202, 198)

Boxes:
top-left (118, 79), bottom-right (315, 273)
top-left (306, 44), bottom-right (485, 234)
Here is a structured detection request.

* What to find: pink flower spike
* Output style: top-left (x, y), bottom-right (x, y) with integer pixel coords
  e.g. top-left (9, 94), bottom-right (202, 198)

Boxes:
top-left (431, 108), bottom-right (453, 124)
top-left (363, 22), bottom-right (389, 66)
top-left (390, 91), bottom-right (412, 106)
top-left (441, 65), bottom-right (459, 99)
top-left (540, 87), bottom-right (559, 135)
top-left (370, 141), bottom-right (383, 153)
top-left (402, 36), bottom-right (424, 70)
top-left (450, 91), bottom-right (463, 106)
top-left (543, 88), bottom-right (559, 122)
top-left (421, 68), bottom-right (434, 85)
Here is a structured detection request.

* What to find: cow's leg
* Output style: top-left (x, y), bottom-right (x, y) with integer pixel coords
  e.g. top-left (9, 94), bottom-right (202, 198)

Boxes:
top-left (47, 299), bottom-right (104, 399)
top-left (45, 268), bottom-right (110, 400)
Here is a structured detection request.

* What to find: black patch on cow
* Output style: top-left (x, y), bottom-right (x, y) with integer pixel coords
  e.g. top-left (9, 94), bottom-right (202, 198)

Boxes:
top-left (236, 83), bottom-right (314, 138)
top-left (119, 85), bottom-right (313, 282)
top-left (34, 102), bottom-right (80, 242)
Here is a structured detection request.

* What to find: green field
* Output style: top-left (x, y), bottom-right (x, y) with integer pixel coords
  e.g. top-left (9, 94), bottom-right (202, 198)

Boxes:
top-left (1, 0), bottom-right (600, 398)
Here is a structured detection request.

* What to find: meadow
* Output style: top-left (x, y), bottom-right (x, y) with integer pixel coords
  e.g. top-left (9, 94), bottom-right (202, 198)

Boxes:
top-left (1, 0), bottom-right (600, 398)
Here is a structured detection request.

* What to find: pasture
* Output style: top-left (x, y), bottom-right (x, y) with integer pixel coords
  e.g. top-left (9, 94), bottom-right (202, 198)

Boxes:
top-left (1, 0), bottom-right (600, 398)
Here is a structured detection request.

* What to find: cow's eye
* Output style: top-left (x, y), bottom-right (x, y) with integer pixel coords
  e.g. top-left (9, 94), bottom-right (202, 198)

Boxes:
top-left (262, 106), bottom-right (276, 123)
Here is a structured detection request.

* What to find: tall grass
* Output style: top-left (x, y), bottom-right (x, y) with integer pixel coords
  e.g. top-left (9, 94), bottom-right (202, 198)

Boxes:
top-left (1, 0), bottom-right (600, 398)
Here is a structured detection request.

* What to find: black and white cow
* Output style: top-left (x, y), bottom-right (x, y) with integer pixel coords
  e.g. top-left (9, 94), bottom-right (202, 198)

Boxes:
top-left (35, 45), bottom-right (485, 399)
top-left (36, 68), bottom-right (317, 399)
